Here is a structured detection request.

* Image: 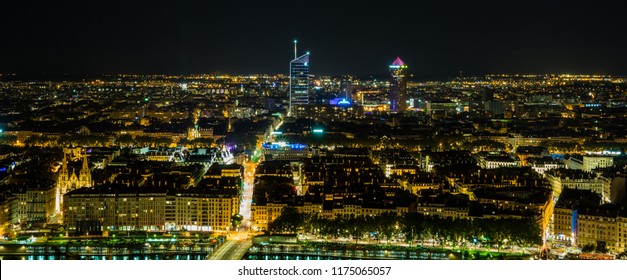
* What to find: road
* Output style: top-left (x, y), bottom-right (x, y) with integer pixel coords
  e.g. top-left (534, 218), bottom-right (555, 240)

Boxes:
top-left (213, 151), bottom-right (257, 261)
top-left (217, 145), bottom-right (259, 261)
top-left (208, 238), bottom-right (252, 260)
top-left (239, 161), bottom-right (257, 223)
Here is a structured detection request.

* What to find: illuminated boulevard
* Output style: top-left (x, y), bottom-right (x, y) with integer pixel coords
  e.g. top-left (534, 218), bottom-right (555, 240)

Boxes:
top-left (207, 154), bottom-right (259, 260)
top-left (239, 159), bottom-right (258, 225)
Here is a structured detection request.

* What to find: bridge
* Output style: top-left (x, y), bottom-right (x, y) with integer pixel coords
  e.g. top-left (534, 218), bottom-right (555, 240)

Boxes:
top-left (207, 238), bottom-right (252, 260)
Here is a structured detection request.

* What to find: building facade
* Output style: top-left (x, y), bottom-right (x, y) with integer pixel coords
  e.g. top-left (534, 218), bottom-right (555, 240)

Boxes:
top-left (546, 169), bottom-right (606, 202)
top-left (64, 188), bottom-right (239, 233)
top-left (10, 186), bottom-right (56, 225)
top-left (565, 156), bottom-right (614, 172)
top-left (552, 207), bottom-right (576, 244)
top-left (577, 211), bottom-right (626, 253)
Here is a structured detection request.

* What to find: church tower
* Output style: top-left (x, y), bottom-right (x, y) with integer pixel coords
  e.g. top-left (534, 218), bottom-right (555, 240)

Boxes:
top-left (79, 153), bottom-right (92, 187)
top-left (58, 153), bottom-right (69, 187)
top-left (56, 150), bottom-right (92, 213)
top-left (56, 153), bottom-right (69, 213)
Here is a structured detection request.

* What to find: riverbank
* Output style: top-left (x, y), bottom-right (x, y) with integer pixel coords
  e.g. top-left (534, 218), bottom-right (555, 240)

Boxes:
top-left (246, 241), bottom-right (536, 260)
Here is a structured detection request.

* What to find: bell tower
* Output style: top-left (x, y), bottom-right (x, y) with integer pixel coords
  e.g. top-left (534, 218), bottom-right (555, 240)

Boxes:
top-left (79, 153), bottom-right (92, 187)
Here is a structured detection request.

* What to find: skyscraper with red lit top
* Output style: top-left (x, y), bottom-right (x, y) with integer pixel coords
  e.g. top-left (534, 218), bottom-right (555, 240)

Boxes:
top-left (389, 57), bottom-right (408, 112)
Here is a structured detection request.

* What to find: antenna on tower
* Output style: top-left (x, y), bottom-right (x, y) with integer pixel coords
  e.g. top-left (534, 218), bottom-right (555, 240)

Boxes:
top-left (294, 39), bottom-right (298, 59)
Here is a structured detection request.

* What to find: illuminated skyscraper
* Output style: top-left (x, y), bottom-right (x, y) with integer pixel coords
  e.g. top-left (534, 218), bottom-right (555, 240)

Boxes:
top-left (340, 76), bottom-right (352, 101)
top-left (289, 43), bottom-right (310, 116)
top-left (389, 57), bottom-right (408, 112)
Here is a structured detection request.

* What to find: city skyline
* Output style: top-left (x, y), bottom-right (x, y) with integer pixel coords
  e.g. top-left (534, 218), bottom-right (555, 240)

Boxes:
top-left (1, 0), bottom-right (627, 265)
top-left (1, 1), bottom-right (627, 76)
top-left (1, 69), bottom-right (626, 261)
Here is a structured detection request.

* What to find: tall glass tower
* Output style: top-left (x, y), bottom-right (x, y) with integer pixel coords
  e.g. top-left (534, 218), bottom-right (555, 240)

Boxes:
top-left (389, 57), bottom-right (408, 112)
top-left (289, 52), bottom-right (310, 116)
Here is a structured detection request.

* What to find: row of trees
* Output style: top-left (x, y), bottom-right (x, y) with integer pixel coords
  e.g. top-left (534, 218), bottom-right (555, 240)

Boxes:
top-left (277, 134), bottom-right (380, 148)
top-left (0, 134), bottom-right (17, 145)
top-left (120, 135), bottom-right (216, 148)
top-left (21, 134), bottom-right (216, 149)
top-left (542, 140), bottom-right (626, 154)
top-left (277, 133), bottom-right (511, 152)
top-left (460, 139), bottom-right (507, 151)
top-left (269, 208), bottom-right (542, 248)
top-left (58, 135), bottom-right (111, 146)
top-left (21, 135), bottom-right (111, 147)
top-left (117, 135), bottom-right (167, 147)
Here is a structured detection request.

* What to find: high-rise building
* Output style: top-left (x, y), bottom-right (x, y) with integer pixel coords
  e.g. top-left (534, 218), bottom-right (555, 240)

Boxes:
top-left (389, 57), bottom-right (408, 112)
top-left (289, 53), bottom-right (310, 116)
top-left (340, 77), bottom-right (352, 101)
top-left (484, 100), bottom-right (504, 116)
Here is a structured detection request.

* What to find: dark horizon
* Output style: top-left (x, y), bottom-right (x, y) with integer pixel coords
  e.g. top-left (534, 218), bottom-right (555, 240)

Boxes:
top-left (1, 1), bottom-right (626, 76)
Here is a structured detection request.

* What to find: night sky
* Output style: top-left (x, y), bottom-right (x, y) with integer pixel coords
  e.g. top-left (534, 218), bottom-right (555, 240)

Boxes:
top-left (1, 1), bottom-right (626, 76)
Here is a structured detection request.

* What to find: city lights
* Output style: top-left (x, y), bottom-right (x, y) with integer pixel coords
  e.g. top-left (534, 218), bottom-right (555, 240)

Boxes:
top-left (0, 5), bottom-right (625, 269)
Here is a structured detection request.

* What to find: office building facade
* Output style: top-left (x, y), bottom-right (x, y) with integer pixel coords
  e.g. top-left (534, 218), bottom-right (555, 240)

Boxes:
top-left (289, 53), bottom-right (310, 116)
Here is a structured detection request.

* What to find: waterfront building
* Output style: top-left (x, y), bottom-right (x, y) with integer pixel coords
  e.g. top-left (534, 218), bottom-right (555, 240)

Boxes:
top-left (63, 186), bottom-right (239, 233)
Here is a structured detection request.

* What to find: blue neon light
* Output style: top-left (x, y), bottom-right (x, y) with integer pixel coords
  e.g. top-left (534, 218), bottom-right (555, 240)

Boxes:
top-left (338, 99), bottom-right (350, 105)
top-left (330, 97), bottom-right (352, 106)
top-left (262, 143), bottom-right (306, 150)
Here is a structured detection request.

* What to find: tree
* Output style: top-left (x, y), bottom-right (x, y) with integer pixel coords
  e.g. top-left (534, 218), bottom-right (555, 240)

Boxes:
top-left (231, 214), bottom-right (243, 230)
top-left (582, 140), bottom-right (626, 153)
top-left (190, 138), bottom-right (214, 148)
top-left (24, 135), bottom-right (56, 147)
top-left (225, 133), bottom-right (257, 150)
top-left (0, 221), bottom-right (14, 238)
top-left (0, 134), bottom-right (17, 145)
top-left (461, 139), bottom-right (506, 151)
top-left (269, 207), bottom-right (303, 234)
top-left (462, 250), bottom-right (470, 259)
top-left (541, 141), bottom-right (579, 153)
top-left (582, 244), bottom-right (595, 253)
top-left (346, 215), bottom-right (366, 243)
top-left (134, 136), bottom-right (173, 147)
top-left (269, 210), bottom-right (543, 249)
top-left (117, 134), bottom-right (135, 146)
top-left (596, 241), bottom-right (608, 253)
top-left (59, 134), bottom-right (109, 147)
top-left (374, 212), bottom-right (398, 244)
